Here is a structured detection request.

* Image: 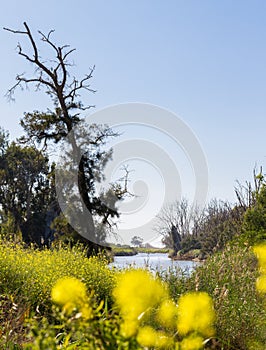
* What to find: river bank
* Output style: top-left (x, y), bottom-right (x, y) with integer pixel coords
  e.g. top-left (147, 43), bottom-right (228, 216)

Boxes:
top-left (111, 246), bottom-right (169, 256)
top-left (112, 246), bottom-right (203, 262)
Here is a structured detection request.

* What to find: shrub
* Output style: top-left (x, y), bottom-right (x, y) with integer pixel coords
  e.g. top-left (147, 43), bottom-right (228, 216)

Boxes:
top-left (242, 184), bottom-right (266, 244)
top-left (187, 243), bottom-right (266, 349)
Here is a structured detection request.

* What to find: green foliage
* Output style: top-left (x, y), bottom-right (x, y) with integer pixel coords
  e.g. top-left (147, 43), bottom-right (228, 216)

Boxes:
top-left (179, 235), bottom-right (201, 255)
top-left (187, 244), bottom-right (266, 349)
top-left (0, 133), bottom-right (55, 245)
top-left (158, 266), bottom-right (191, 301)
top-left (130, 235), bottom-right (144, 247)
top-left (197, 201), bottom-right (244, 258)
top-left (111, 246), bottom-right (169, 256)
top-left (111, 246), bottom-right (138, 256)
top-left (25, 302), bottom-right (139, 350)
top-left (243, 184), bottom-right (266, 244)
top-left (136, 247), bottom-right (169, 254)
top-left (159, 243), bottom-right (266, 349)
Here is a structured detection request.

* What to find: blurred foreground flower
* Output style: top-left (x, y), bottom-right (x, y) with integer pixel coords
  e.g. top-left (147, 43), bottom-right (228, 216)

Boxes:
top-left (157, 299), bottom-right (178, 328)
top-left (254, 244), bottom-right (266, 293)
top-left (177, 292), bottom-right (215, 337)
top-left (178, 334), bottom-right (204, 350)
top-left (113, 269), bottom-right (167, 320)
top-left (137, 326), bottom-right (173, 348)
top-left (254, 244), bottom-right (266, 274)
top-left (51, 276), bottom-right (91, 317)
top-left (113, 269), bottom-right (167, 337)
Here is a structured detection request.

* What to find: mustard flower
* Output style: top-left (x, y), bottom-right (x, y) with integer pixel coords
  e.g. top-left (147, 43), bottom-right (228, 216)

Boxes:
top-left (177, 292), bottom-right (215, 337)
top-left (254, 244), bottom-right (266, 274)
top-left (254, 244), bottom-right (266, 295)
top-left (51, 277), bottom-right (88, 314)
top-left (137, 326), bottom-right (157, 347)
top-left (113, 269), bottom-right (168, 322)
top-left (155, 333), bottom-right (174, 349)
top-left (179, 334), bottom-right (204, 350)
top-left (256, 275), bottom-right (266, 293)
top-left (137, 326), bottom-right (173, 348)
top-left (157, 299), bottom-right (178, 328)
top-left (120, 319), bottom-right (139, 338)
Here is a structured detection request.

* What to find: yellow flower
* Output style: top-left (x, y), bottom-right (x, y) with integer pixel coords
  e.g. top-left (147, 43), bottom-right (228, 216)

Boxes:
top-left (137, 326), bottom-right (174, 348)
top-left (177, 292), bottom-right (215, 337)
top-left (137, 326), bottom-right (157, 347)
top-left (120, 319), bottom-right (139, 338)
top-left (157, 299), bottom-right (178, 328)
top-left (156, 333), bottom-right (174, 348)
top-left (179, 334), bottom-right (204, 350)
top-left (256, 275), bottom-right (266, 293)
top-left (51, 277), bottom-right (88, 313)
top-left (254, 244), bottom-right (266, 274)
top-left (113, 269), bottom-right (168, 321)
top-left (80, 304), bottom-right (93, 320)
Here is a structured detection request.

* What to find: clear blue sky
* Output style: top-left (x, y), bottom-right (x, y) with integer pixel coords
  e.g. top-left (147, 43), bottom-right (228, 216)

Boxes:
top-left (1, 1), bottom-right (266, 243)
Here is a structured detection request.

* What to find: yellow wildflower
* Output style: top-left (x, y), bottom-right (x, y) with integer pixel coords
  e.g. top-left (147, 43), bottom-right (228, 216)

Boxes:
top-left (120, 319), bottom-right (139, 338)
top-left (256, 275), bottom-right (266, 293)
top-left (177, 292), bottom-right (215, 337)
top-left (179, 334), bottom-right (204, 350)
top-left (137, 326), bottom-right (157, 347)
top-left (254, 244), bottom-right (266, 274)
top-left (137, 326), bottom-right (173, 348)
top-left (51, 277), bottom-right (88, 313)
top-left (157, 299), bottom-right (178, 328)
top-left (80, 304), bottom-right (93, 320)
top-left (156, 333), bottom-right (175, 348)
top-left (113, 269), bottom-right (168, 321)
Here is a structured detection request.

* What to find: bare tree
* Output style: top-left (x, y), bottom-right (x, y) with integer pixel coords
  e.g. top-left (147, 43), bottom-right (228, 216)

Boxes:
top-left (155, 198), bottom-right (200, 253)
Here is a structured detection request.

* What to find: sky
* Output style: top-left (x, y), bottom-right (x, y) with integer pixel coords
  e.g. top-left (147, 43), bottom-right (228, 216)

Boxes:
top-left (0, 1), bottom-right (266, 244)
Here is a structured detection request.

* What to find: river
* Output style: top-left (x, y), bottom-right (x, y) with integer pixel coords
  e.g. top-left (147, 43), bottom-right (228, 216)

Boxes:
top-left (110, 252), bottom-right (199, 273)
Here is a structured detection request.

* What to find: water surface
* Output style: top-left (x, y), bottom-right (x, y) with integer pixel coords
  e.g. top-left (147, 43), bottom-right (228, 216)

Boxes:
top-left (110, 252), bottom-right (198, 273)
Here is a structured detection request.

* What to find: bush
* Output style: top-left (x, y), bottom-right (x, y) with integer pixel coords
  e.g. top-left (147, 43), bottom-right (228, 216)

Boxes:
top-left (187, 243), bottom-right (266, 349)
top-left (242, 184), bottom-right (266, 244)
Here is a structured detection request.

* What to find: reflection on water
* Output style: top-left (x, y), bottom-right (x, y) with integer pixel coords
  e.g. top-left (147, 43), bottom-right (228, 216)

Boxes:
top-left (110, 253), bottom-right (199, 273)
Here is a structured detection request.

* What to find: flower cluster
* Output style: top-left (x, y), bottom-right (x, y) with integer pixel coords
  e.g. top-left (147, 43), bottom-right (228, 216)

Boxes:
top-left (177, 292), bottom-right (215, 338)
top-left (113, 269), bottom-right (215, 349)
top-left (113, 269), bottom-right (168, 338)
top-left (254, 244), bottom-right (266, 294)
top-left (51, 277), bottom-right (92, 318)
top-left (47, 267), bottom-right (216, 349)
top-left (0, 239), bottom-right (115, 307)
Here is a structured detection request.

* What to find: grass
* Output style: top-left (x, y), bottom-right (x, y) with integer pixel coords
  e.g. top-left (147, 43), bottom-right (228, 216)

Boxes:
top-left (111, 246), bottom-right (138, 256)
top-left (160, 242), bottom-right (266, 349)
top-left (111, 245), bottom-right (169, 256)
top-left (137, 247), bottom-right (169, 254)
top-left (192, 243), bottom-right (266, 349)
